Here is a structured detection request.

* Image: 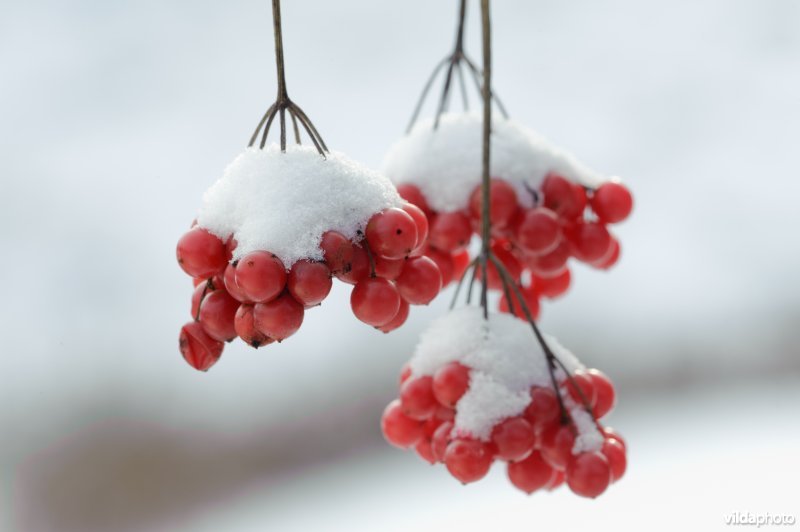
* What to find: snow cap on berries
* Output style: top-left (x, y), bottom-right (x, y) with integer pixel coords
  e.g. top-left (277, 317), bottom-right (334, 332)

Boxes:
top-left (383, 112), bottom-right (606, 212)
top-left (197, 145), bottom-right (402, 267)
top-left (409, 307), bottom-right (598, 444)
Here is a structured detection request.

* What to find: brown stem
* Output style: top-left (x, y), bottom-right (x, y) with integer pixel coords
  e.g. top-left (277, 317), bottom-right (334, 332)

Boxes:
top-left (478, 0), bottom-right (492, 321)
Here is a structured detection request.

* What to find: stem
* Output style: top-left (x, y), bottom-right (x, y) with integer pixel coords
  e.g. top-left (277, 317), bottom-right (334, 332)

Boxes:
top-left (478, 0), bottom-right (492, 320)
top-left (272, 0), bottom-right (288, 101)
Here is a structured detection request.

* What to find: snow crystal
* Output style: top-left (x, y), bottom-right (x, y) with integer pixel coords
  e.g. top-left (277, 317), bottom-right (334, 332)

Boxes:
top-left (570, 407), bottom-right (605, 454)
top-left (409, 307), bottom-right (593, 443)
top-left (383, 112), bottom-right (607, 213)
top-left (197, 145), bottom-right (402, 267)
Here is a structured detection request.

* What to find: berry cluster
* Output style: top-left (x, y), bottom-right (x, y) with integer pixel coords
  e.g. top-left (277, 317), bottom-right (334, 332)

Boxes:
top-left (396, 174), bottom-right (632, 319)
top-left (382, 362), bottom-right (627, 498)
top-left (176, 203), bottom-right (439, 371)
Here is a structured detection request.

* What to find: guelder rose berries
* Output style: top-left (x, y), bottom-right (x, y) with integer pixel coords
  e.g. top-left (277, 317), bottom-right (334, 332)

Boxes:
top-left (380, 309), bottom-right (627, 498)
top-left (176, 201), bottom-right (440, 371)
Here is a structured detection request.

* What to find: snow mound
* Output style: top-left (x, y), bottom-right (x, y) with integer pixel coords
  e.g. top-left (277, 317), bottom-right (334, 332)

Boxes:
top-left (409, 307), bottom-right (602, 452)
top-left (383, 113), bottom-right (606, 212)
top-left (197, 145), bottom-right (402, 267)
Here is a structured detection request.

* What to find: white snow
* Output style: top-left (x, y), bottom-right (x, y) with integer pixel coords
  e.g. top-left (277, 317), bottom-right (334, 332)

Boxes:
top-left (383, 112), bottom-right (608, 212)
top-left (197, 145), bottom-right (402, 267)
top-left (408, 307), bottom-right (598, 449)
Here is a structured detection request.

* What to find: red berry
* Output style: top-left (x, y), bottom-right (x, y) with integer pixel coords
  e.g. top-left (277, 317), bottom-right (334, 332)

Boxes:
top-left (287, 260), bottom-right (332, 307)
top-left (399, 363), bottom-right (412, 384)
top-left (533, 269), bottom-right (571, 299)
top-left (469, 178), bottom-right (518, 230)
top-left (435, 405), bottom-right (456, 421)
top-left (396, 256), bottom-right (442, 305)
top-left (176, 228), bottom-right (228, 278)
top-left (567, 222), bottom-right (612, 263)
top-left (365, 207), bottom-right (418, 259)
top-left (381, 400), bottom-right (425, 448)
top-left (498, 284), bottom-right (540, 321)
top-left (235, 251), bottom-right (287, 303)
top-left (253, 292), bottom-right (304, 341)
top-left (491, 417), bottom-right (536, 461)
top-left (320, 231), bottom-right (355, 275)
top-left (400, 375), bottom-right (437, 420)
top-left (428, 212), bottom-right (472, 252)
top-left (507, 451), bottom-right (554, 494)
top-left (564, 371), bottom-right (597, 409)
top-left (377, 299), bottom-right (410, 333)
top-left (350, 277), bottom-right (401, 326)
top-left (432, 362), bottom-right (470, 408)
top-left (223, 263), bottom-right (251, 303)
top-left (374, 255), bottom-right (405, 280)
top-left (525, 240), bottom-right (570, 278)
top-left (444, 439), bottom-right (494, 484)
top-left (542, 174), bottom-right (585, 220)
top-left (540, 424), bottom-right (575, 470)
top-left (179, 321), bottom-right (223, 371)
top-left (234, 304), bottom-right (271, 348)
top-left (402, 203), bottom-right (429, 250)
top-left (452, 250), bottom-right (471, 279)
top-left (482, 239), bottom-right (522, 289)
top-left (396, 183), bottom-right (430, 214)
top-left (524, 387), bottom-right (561, 432)
top-left (191, 282), bottom-right (213, 318)
top-left (198, 289), bottom-right (239, 342)
top-left (603, 427), bottom-right (627, 451)
top-left (602, 437), bottom-right (627, 482)
top-left (546, 470), bottom-right (565, 491)
top-left (415, 437), bottom-right (437, 464)
top-left (588, 369), bottom-right (616, 418)
top-left (432, 421), bottom-right (454, 462)
top-left (336, 243), bottom-right (370, 284)
top-left (515, 208), bottom-right (561, 255)
top-left (591, 237), bottom-right (621, 270)
top-left (566, 451), bottom-right (611, 498)
top-left (425, 248), bottom-right (455, 286)
top-left (591, 181), bottom-right (633, 224)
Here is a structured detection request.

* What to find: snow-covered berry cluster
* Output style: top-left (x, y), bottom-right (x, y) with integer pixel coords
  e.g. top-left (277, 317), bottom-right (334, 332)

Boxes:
top-left (384, 113), bottom-right (633, 319)
top-left (176, 146), bottom-right (441, 371)
top-left (381, 308), bottom-right (627, 498)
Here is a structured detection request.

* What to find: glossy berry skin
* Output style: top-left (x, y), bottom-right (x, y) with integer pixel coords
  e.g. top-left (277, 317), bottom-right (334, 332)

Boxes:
top-left (524, 387), bottom-right (560, 432)
top-left (176, 228), bottom-right (228, 278)
top-left (567, 222), bottom-right (611, 263)
top-left (602, 437), bottom-right (627, 482)
top-left (320, 231), bottom-right (355, 275)
top-left (498, 284), bottom-right (540, 321)
top-left (483, 240), bottom-right (522, 290)
top-left (525, 240), bottom-right (570, 278)
top-left (287, 260), bottom-right (332, 307)
top-left (542, 174), bottom-right (585, 220)
top-left (515, 208), bottom-right (561, 255)
top-left (491, 417), bottom-right (536, 462)
top-left (444, 439), bottom-right (494, 484)
top-left (432, 421), bottom-right (454, 462)
top-left (604, 427), bottom-right (627, 451)
top-left (234, 304), bottom-right (271, 348)
top-left (591, 181), bottom-right (633, 223)
top-left (428, 212), bottom-right (472, 252)
top-left (396, 183), bottom-right (430, 214)
top-left (540, 424), bottom-right (576, 470)
top-left (198, 289), bottom-right (240, 342)
top-left (400, 376), bottom-right (438, 420)
top-left (234, 251), bottom-right (287, 303)
top-left (336, 244), bottom-right (370, 285)
top-left (402, 203), bottom-right (429, 250)
top-left (469, 178), bottom-right (518, 230)
top-left (415, 437), bottom-right (437, 464)
top-left (432, 362), bottom-right (471, 408)
top-left (426, 248), bottom-right (455, 286)
top-left (377, 299), bottom-right (410, 333)
top-left (452, 250), bottom-right (471, 280)
top-left (588, 369), bottom-right (616, 418)
top-left (591, 237), bottom-right (620, 270)
top-left (374, 255), bottom-right (405, 280)
top-left (179, 321), bottom-right (224, 372)
top-left (566, 451), bottom-right (611, 498)
top-left (381, 400), bottom-right (425, 449)
top-left (350, 277), bottom-right (401, 327)
top-left (191, 282), bottom-right (212, 319)
top-left (366, 207), bottom-right (418, 259)
top-left (396, 256), bottom-right (442, 305)
top-left (223, 264), bottom-right (251, 303)
top-left (507, 451), bottom-right (554, 494)
top-left (533, 269), bottom-right (571, 300)
top-left (253, 292), bottom-right (304, 341)
top-left (546, 470), bottom-right (565, 491)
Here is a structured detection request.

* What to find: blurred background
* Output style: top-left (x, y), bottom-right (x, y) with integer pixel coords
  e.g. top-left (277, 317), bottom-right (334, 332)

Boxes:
top-left (1, 0), bottom-right (799, 530)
